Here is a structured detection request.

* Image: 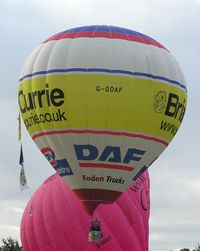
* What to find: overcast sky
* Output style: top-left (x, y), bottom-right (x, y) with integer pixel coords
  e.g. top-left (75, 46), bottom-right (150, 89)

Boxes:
top-left (0, 0), bottom-right (199, 250)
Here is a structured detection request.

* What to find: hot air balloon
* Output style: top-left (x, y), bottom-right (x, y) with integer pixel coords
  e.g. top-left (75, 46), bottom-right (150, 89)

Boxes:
top-left (20, 171), bottom-right (150, 251)
top-left (18, 25), bottom-right (187, 217)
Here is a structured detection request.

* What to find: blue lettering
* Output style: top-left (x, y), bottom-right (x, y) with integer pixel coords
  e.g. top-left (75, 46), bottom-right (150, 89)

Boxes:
top-left (99, 146), bottom-right (121, 162)
top-left (74, 144), bottom-right (145, 164)
top-left (123, 149), bottom-right (146, 164)
top-left (74, 144), bottom-right (98, 160)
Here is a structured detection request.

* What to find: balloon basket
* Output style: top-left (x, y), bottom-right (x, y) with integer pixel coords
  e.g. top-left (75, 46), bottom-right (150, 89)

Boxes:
top-left (88, 231), bottom-right (103, 243)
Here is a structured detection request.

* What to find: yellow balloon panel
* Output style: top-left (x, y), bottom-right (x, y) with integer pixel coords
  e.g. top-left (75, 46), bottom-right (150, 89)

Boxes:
top-left (18, 73), bottom-right (187, 142)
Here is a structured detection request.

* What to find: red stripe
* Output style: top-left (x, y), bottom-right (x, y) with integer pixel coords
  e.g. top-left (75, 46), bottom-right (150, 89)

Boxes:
top-left (79, 162), bottom-right (134, 171)
top-left (32, 129), bottom-right (168, 146)
top-left (44, 31), bottom-right (167, 50)
top-left (40, 147), bottom-right (52, 154)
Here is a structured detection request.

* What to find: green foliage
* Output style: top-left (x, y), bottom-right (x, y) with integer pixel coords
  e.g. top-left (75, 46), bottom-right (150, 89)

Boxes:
top-left (192, 244), bottom-right (200, 251)
top-left (0, 237), bottom-right (23, 251)
top-left (178, 244), bottom-right (200, 251)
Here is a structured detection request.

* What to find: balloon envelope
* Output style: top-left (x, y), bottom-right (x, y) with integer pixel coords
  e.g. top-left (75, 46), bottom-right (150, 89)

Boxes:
top-left (20, 172), bottom-right (150, 251)
top-left (18, 25), bottom-right (187, 214)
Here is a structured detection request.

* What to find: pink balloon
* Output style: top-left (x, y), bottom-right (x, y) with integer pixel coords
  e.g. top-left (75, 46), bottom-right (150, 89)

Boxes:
top-left (20, 171), bottom-right (150, 251)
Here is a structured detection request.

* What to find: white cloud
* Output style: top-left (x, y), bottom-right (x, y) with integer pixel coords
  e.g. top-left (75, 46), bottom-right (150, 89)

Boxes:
top-left (0, 225), bottom-right (20, 231)
top-left (189, 179), bottom-right (200, 196)
top-left (11, 207), bottom-right (24, 213)
top-left (35, 0), bottom-right (94, 11)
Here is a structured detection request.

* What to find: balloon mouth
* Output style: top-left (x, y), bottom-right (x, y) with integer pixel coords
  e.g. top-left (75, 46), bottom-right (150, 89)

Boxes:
top-left (73, 189), bottom-right (122, 215)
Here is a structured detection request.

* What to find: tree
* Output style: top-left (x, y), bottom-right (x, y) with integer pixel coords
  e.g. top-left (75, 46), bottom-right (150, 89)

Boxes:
top-left (178, 244), bottom-right (200, 251)
top-left (192, 244), bottom-right (200, 251)
top-left (0, 237), bottom-right (23, 251)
